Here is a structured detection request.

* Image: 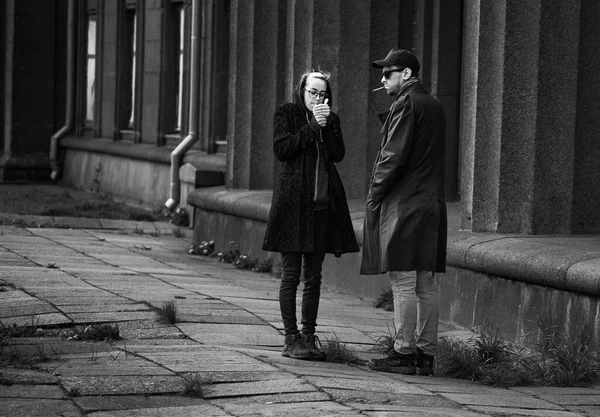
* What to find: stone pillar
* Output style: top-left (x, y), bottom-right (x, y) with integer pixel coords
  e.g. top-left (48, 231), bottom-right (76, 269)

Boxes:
top-left (226, 0), bottom-right (279, 190)
top-left (461, 0), bottom-right (584, 234)
top-left (101, 1), bottom-right (118, 138)
top-left (571, 1), bottom-right (600, 233)
top-left (424, 0), bottom-right (463, 201)
top-left (1, 0), bottom-right (60, 180)
top-left (141, 0), bottom-right (162, 144)
top-left (366, 1), bottom-right (401, 198)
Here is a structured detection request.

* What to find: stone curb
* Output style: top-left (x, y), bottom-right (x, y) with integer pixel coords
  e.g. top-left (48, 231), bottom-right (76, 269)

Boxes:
top-left (187, 187), bottom-right (600, 296)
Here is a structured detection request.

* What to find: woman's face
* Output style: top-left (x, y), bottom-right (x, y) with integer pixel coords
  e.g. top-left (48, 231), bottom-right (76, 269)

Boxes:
top-left (303, 76), bottom-right (327, 112)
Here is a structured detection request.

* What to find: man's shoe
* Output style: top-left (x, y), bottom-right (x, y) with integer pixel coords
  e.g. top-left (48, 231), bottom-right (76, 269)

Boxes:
top-left (281, 333), bottom-right (312, 360)
top-left (368, 350), bottom-right (416, 374)
top-left (416, 347), bottom-right (434, 376)
top-left (304, 333), bottom-right (327, 361)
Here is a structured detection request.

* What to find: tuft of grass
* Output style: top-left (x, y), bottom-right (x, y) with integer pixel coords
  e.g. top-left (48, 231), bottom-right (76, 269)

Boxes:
top-left (526, 321), bottom-right (600, 387)
top-left (235, 254), bottom-right (257, 270)
top-left (252, 257), bottom-right (274, 273)
top-left (374, 287), bottom-right (394, 311)
top-left (150, 300), bottom-right (178, 325)
top-left (0, 318), bottom-right (44, 339)
top-left (216, 241), bottom-right (240, 263)
top-left (368, 325), bottom-right (396, 356)
top-left (180, 372), bottom-right (209, 397)
top-left (323, 333), bottom-right (362, 365)
top-left (67, 387), bottom-right (80, 397)
top-left (435, 336), bottom-right (482, 381)
top-left (172, 228), bottom-right (186, 238)
top-left (435, 323), bottom-right (600, 387)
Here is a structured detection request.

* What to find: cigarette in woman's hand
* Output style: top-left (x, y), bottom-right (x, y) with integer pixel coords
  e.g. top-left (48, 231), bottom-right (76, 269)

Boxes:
top-left (372, 86), bottom-right (385, 92)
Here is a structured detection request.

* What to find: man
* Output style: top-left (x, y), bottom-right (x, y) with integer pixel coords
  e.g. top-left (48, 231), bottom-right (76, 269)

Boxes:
top-left (361, 48), bottom-right (447, 376)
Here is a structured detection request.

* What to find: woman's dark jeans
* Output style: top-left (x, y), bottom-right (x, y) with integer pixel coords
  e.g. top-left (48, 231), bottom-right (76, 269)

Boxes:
top-left (279, 209), bottom-right (330, 336)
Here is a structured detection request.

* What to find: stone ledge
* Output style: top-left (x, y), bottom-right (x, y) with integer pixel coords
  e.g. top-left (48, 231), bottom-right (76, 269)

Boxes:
top-left (187, 187), bottom-right (600, 297)
top-left (61, 136), bottom-right (226, 171)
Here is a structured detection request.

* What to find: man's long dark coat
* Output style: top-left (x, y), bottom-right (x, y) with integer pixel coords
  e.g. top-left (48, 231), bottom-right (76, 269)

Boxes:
top-left (361, 80), bottom-right (447, 274)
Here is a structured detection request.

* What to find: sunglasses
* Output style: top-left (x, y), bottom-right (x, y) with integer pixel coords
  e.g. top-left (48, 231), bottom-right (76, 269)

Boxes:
top-left (382, 68), bottom-right (405, 79)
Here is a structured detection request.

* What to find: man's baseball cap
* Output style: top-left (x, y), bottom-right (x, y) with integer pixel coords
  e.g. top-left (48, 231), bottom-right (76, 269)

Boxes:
top-left (372, 48), bottom-right (420, 73)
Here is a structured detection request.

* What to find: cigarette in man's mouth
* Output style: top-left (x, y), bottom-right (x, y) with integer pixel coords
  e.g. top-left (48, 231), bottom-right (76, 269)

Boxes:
top-left (372, 86), bottom-right (385, 92)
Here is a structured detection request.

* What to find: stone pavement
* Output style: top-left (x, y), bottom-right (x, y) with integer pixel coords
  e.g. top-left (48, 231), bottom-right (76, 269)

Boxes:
top-left (0, 216), bottom-right (599, 416)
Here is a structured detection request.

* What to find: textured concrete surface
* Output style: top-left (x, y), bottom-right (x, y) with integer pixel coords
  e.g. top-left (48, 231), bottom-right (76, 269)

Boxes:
top-left (1, 215), bottom-right (600, 416)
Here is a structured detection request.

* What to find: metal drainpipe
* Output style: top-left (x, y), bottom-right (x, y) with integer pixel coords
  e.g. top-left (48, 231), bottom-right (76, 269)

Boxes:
top-left (49, 0), bottom-right (76, 181)
top-left (165, 0), bottom-right (201, 211)
top-left (1, 0), bottom-right (15, 173)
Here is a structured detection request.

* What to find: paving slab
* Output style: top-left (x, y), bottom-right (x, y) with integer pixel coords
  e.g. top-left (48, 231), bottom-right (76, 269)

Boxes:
top-left (66, 311), bottom-right (154, 323)
top-left (304, 375), bottom-right (433, 395)
top-left (88, 404), bottom-right (230, 416)
top-left (0, 368), bottom-right (58, 384)
top-left (209, 391), bottom-right (331, 406)
top-left (203, 378), bottom-right (317, 399)
top-left (323, 389), bottom-right (460, 407)
top-left (0, 302), bottom-right (59, 317)
top-left (0, 313), bottom-right (71, 326)
top-left (177, 323), bottom-right (282, 347)
top-left (0, 398), bottom-right (81, 417)
top-left (219, 401), bottom-right (356, 416)
top-left (47, 357), bottom-right (172, 377)
top-left (467, 406), bottom-right (582, 416)
top-left (351, 403), bottom-right (492, 416)
top-left (440, 392), bottom-right (564, 409)
top-left (73, 395), bottom-right (213, 413)
top-left (59, 375), bottom-right (183, 396)
top-left (0, 384), bottom-right (65, 399)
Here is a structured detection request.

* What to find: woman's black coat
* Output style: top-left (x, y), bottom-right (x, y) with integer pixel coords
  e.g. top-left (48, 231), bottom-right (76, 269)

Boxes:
top-left (262, 98), bottom-right (359, 256)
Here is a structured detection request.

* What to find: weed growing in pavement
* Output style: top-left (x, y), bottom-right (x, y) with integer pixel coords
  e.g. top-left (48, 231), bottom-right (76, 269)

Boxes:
top-left (147, 300), bottom-right (178, 325)
top-left (368, 325), bottom-right (396, 356)
top-left (323, 333), bottom-right (362, 365)
top-left (374, 287), bottom-right (394, 311)
top-left (216, 241), bottom-right (241, 263)
top-left (34, 344), bottom-right (54, 363)
top-left (0, 317), bottom-right (45, 339)
top-left (172, 227), bottom-right (186, 238)
top-left (67, 387), bottom-right (80, 397)
top-left (525, 320), bottom-right (600, 387)
top-left (128, 211), bottom-right (157, 222)
top-left (0, 345), bottom-right (41, 369)
top-left (133, 226), bottom-right (145, 234)
top-left (180, 372), bottom-right (210, 397)
top-left (189, 239), bottom-right (277, 274)
top-left (64, 324), bottom-right (122, 342)
top-left (432, 322), bottom-right (600, 388)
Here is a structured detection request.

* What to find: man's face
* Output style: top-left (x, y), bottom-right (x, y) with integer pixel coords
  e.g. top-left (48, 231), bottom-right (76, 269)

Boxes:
top-left (380, 66), bottom-right (409, 96)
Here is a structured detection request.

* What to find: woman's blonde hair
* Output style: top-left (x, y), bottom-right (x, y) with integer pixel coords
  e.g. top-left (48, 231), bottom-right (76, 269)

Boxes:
top-left (294, 67), bottom-right (331, 96)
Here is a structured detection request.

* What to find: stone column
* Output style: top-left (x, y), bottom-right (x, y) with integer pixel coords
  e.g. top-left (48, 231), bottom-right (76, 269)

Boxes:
top-left (141, 0), bottom-right (162, 144)
top-left (461, 0), bottom-right (584, 234)
top-left (226, 0), bottom-right (279, 190)
top-left (101, 1), bottom-right (119, 138)
top-left (571, 1), bottom-right (600, 233)
top-left (422, 0), bottom-right (463, 201)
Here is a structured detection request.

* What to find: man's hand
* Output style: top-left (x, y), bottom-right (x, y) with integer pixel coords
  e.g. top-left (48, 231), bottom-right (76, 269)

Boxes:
top-left (313, 99), bottom-right (330, 127)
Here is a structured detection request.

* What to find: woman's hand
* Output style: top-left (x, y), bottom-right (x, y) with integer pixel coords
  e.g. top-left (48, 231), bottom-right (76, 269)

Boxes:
top-left (312, 99), bottom-right (330, 127)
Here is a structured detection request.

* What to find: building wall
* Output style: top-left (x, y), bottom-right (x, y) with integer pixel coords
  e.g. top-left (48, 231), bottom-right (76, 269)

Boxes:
top-left (3, 0), bottom-right (599, 234)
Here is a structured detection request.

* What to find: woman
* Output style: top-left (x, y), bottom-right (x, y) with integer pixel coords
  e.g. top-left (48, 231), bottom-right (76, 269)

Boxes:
top-left (263, 68), bottom-right (359, 361)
